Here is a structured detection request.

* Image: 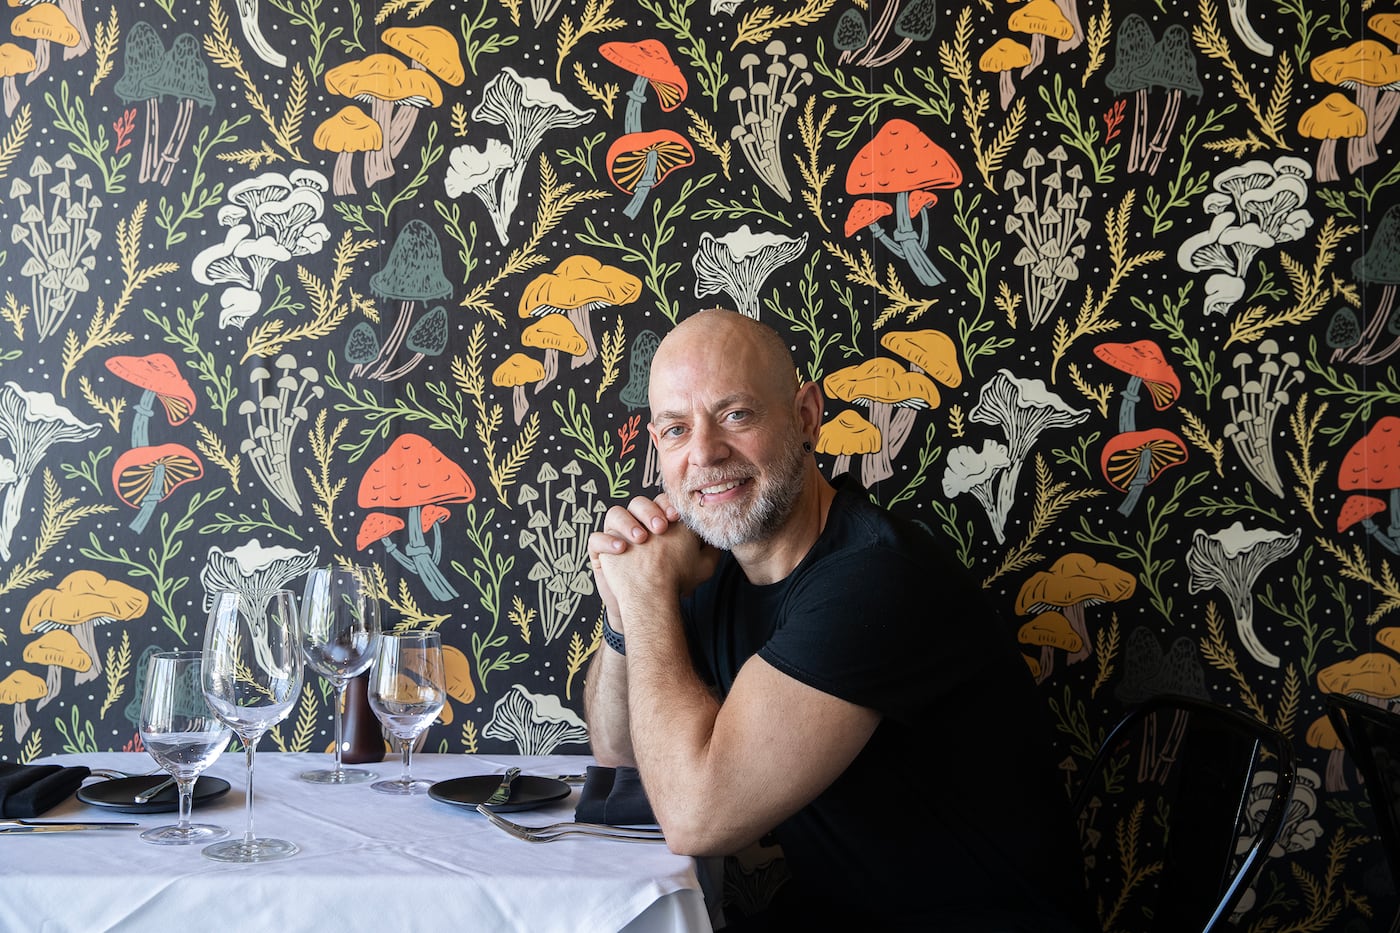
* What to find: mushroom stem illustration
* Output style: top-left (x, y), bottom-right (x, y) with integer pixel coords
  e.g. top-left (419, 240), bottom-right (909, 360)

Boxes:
top-left (234, 0), bottom-right (287, 67)
top-left (1186, 523), bottom-right (1300, 668)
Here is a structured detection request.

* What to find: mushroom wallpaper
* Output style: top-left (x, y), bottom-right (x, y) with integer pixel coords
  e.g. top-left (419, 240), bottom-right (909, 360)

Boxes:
top-left (0, 0), bottom-right (1394, 926)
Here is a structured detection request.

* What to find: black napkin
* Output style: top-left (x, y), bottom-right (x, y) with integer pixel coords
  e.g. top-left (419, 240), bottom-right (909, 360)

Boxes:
top-left (0, 762), bottom-right (92, 818)
top-left (574, 765), bottom-right (656, 826)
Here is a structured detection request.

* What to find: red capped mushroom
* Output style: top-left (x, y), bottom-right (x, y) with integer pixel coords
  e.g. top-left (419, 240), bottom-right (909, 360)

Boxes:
top-left (1338, 416), bottom-right (1400, 554)
top-left (1101, 428), bottom-right (1189, 516)
top-left (1338, 494), bottom-right (1388, 534)
top-left (607, 129), bottom-right (695, 221)
top-left (599, 39), bottom-right (688, 134)
top-left (844, 198), bottom-right (894, 239)
top-left (104, 353), bottom-right (197, 447)
top-left (1093, 339), bottom-right (1181, 432)
top-left (112, 443), bottom-right (204, 534)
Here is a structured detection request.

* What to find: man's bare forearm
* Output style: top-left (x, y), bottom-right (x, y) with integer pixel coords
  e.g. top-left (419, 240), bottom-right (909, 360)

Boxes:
top-left (583, 620), bottom-right (636, 766)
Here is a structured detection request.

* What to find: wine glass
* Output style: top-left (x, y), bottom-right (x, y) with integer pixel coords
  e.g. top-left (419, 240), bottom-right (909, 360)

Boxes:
top-left (298, 566), bottom-right (380, 784)
top-left (137, 651), bottom-right (233, 845)
top-left (200, 588), bottom-right (303, 862)
top-left (367, 631), bottom-right (444, 795)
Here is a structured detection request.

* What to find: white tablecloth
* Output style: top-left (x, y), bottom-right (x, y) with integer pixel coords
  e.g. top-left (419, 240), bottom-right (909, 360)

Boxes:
top-left (1, 752), bottom-right (716, 933)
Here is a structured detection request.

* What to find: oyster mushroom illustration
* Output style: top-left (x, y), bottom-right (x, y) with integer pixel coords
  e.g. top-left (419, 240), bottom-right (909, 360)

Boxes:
top-left (518, 256), bottom-right (642, 368)
top-left (22, 628), bottom-right (91, 708)
top-left (599, 39), bottom-right (687, 135)
top-left (607, 129), bottom-right (695, 220)
top-left (1015, 553), bottom-right (1135, 664)
top-left (314, 106), bottom-right (382, 197)
top-left (0, 670), bottom-right (46, 740)
top-left (112, 442), bottom-right (204, 534)
top-left (492, 353), bottom-right (547, 425)
top-left (0, 381), bottom-right (101, 560)
top-left (10, 2), bottom-right (79, 84)
top-left (692, 226), bottom-right (808, 320)
top-left (881, 328), bottom-right (962, 388)
top-left (1338, 415), bottom-right (1400, 554)
top-left (0, 42), bottom-right (34, 115)
top-left (522, 315), bottom-right (588, 392)
top-left (1311, 40), bottom-right (1400, 174)
top-left (104, 353), bottom-right (196, 447)
top-left (941, 439), bottom-right (1013, 543)
top-left (1092, 340), bottom-right (1180, 432)
top-left (1186, 522), bottom-right (1300, 669)
top-left (471, 68), bottom-right (595, 239)
top-left (1018, 610), bottom-right (1082, 683)
top-left (21, 569), bottom-right (148, 684)
top-left (845, 119), bottom-right (962, 287)
top-left (816, 409), bottom-right (881, 477)
top-left (1298, 93), bottom-right (1367, 183)
top-left (979, 38), bottom-right (1032, 109)
top-left (325, 54), bottom-right (443, 187)
top-left (357, 433), bottom-right (476, 601)
top-left (482, 684), bottom-right (589, 754)
top-left (823, 357), bottom-right (939, 486)
top-left (1100, 428), bottom-right (1188, 516)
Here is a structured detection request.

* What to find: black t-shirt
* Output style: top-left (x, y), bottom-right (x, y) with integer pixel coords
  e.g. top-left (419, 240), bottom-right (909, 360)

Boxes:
top-left (682, 479), bottom-right (1093, 931)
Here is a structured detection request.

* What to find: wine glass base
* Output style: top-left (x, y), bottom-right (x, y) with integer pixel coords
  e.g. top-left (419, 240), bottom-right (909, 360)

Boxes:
top-left (299, 767), bottom-right (377, 784)
top-left (370, 778), bottom-right (434, 795)
top-left (141, 822), bottom-right (229, 845)
top-left (202, 836), bottom-right (300, 862)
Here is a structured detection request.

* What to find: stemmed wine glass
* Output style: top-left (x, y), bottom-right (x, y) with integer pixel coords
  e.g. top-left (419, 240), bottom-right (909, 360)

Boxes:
top-left (200, 588), bottom-right (303, 862)
top-left (137, 651), bottom-right (233, 845)
top-left (367, 631), bottom-right (444, 795)
top-left (299, 566), bottom-right (380, 784)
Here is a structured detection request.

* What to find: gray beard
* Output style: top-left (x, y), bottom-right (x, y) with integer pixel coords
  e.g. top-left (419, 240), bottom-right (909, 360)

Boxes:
top-left (665, 433), bottom-right (808, 552)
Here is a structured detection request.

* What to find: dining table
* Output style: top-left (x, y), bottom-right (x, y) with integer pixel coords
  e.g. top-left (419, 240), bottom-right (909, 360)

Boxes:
top-left (0, 751), bottom-right (719, 933)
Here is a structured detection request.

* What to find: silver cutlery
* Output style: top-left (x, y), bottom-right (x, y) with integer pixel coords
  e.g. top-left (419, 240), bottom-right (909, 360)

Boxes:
top-left (133, 777), bottom-right (178, 804)
top-left (0, 820), bottom-right (140, 833)
top-left (483, 767), bottom-right (521, 806)
top-left (475, 805), bottom-right (665, 843)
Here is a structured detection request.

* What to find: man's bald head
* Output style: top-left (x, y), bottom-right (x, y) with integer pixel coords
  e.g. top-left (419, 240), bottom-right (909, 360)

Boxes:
top-left (649, 309), bottom-right (799, 410)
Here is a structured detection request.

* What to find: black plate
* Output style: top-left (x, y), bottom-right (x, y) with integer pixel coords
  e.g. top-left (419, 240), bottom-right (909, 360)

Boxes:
top-left (77, 775), bottom-right (232, 813)
top-left (429, 774), bottom-right (571, 813)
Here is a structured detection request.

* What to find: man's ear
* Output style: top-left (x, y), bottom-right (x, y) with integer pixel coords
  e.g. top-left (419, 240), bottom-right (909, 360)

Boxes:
top-left (795, 381), bottom-right (824, 445)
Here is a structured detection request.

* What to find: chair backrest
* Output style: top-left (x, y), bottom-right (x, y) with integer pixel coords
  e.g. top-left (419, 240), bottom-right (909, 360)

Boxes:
top-left (1072, 694), bottom-right (1296, 933)
top-left (1324, 692), bottom-right (1400, 897)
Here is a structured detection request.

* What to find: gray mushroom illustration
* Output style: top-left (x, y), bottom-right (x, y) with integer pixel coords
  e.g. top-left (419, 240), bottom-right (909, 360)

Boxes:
top-left (201, 539), bottom-right (319, 670)
top-left (1003, 146), bottom-right (1092, 328)
top-left (482, 684), bottom-right (590, 754)
top-left (692, 226), bottom-right (808, 319)
top-left (728, 41), bottom-right (811, 201)
top-left (941, 439), bottom-right (1014, 543)
top-left (113, 21), bottom-right (166, 185)
top-left (238, 356), bottom-right (324, 514)
top-left (1221, 341), bottom-right (1303, 497)
top-left (0, 381), bottom-right (100, 561)
top-left (360, 220), bottom-right (453, 382)
top-left (1335, 203), bottom-right (1400, 365)
top-left (11, 155), bottom-right (102, 341)
top-left (145, 33), bottom-right (215, 186)
top-left (444, 138), bottom-right (515, 244)
top-left (471, 68), bottom-right (595, 243)
top-left (1186, 521), bottom-right (1300, 669)
top-left (516, 461), bottom-right (600, 644)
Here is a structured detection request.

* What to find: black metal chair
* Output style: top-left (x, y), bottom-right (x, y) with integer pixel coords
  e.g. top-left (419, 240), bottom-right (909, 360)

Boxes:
top-left (1323, 692), bottom-right (1400, 933)
top-left (1073, 694), bottom-right (1296, 933)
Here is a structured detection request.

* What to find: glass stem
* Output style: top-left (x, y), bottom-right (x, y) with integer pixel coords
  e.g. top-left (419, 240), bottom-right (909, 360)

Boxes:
top-left (176, 776), bottom-right (195, 831)
top-left (332, 681), bottom-right (347, 776)
top-left (399, 738), bottom-right (412, 785)
top-left (243, 740), bottom-right (257, 844)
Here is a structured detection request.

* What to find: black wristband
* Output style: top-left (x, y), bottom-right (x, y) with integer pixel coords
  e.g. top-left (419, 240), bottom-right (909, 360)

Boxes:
top-left (602, 617), bottom-right (626, 655)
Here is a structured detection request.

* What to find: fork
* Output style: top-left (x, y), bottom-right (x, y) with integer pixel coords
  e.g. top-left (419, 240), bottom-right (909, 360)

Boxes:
top-left (475, 805), bottom-right (666, 843)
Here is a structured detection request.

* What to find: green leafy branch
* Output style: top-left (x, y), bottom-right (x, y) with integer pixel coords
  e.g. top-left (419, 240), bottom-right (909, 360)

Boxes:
top-left (157, 115), bottom-right (250, 247)
top-left (691, 184), bottom-right (791, 226)
top-left (354, 121), bottom-right (443, 226)
top-left (44, 81), bottom-right (129, 193)
top-left (1038, 73), bottom-right (1117, 185)
top-left (552, 388), bottom-right (633, 498)
top-left (144, 295), bottom-right (237, 425)
top-left (80, 487), bottom-right (227, 643)
top-left (55, 705), bottom-right (98, 754)
top-left (635, 0), bottom-right (726, 107)
top-left (1071, 470), bottom-right (1210, 622)
top-left (1257, 547), bottom-right (1327, 679)
top-left (322, 353), bottom-right (471, 462)
top-left (433, 199), bottom-right (480, 286)
top-left (267, 0), bottom-right (344, 79)
top-left (576, 172), bottom-right (716, 324)
top-left (765, 252), bottom-right (842, 382)
top-left (1134, 282), bottom-right (1220, 408)
top-left (938, 189), bottom-right (1010, 377)
top-left (1305, 336), bottom-right (1400, 445)
top-left (462, 0), bottom-right (520, 74)
top-left (1143, 106), bottom-right (1231, 236)
top-left (812, 40), bottom-right (955, 149)
top-left (198, 499), bottom-right (304, 540)
top-left (450, 503), bottom-right (514, 624)
top-left (886, 424), bottom-right (942, 510)
top-left (555, 130), bottom-right (608, 183)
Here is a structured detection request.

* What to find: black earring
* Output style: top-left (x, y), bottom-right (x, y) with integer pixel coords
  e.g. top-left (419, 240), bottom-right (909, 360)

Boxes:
top-left (803, 441), bottom-right (813, 453)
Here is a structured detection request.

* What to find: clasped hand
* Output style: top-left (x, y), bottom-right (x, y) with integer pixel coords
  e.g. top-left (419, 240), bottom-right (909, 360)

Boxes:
top-left (587, 494), bottom-right (718, 621)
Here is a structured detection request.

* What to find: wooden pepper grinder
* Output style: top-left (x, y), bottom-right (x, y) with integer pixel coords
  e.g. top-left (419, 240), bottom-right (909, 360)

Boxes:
top-left (340, 671), bottom-right (385, 763)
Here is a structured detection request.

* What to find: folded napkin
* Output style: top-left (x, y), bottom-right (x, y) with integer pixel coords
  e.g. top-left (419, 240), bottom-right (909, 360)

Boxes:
top-left (0, 762), bottom-right (91, 818)
top-left (574, 766), bottom-right (656, 826)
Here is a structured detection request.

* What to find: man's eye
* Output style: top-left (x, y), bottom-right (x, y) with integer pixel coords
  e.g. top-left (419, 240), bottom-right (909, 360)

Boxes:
top-left (725, 410), bottom-right (749, 423)
top-left (663, 425), bottom-right (685, 438)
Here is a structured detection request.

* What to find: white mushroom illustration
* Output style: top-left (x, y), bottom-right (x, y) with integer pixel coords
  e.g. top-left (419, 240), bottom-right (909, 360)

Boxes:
top-left (1186, 522), bottom-right (1300, 669)
top-left (0, 381), bottom-right (100, 561)
top-left (692, 225), bottom-right (808, 319)
top-left (482, 684), bottom-right (590, 754)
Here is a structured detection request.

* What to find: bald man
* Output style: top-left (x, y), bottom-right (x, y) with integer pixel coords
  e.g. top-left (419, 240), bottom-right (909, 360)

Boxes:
top-left (586, 309), bottom-right (1091, 931)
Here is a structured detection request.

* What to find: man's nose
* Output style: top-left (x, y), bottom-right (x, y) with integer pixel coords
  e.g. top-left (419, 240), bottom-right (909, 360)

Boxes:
top-left (688, 420), bottom-right (730, 465)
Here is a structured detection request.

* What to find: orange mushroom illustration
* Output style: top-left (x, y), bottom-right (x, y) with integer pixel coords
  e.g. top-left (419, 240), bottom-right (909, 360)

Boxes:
top-left (1015, 553), bottom-right (1136, 665)
top-left (1298, 93), bottom-right (1368, 183)
top-left (313, 105), bottom-right (383, 196)
top-left (0, 42), bottom-right (34, 115)
top-left (22, 628), bottom-right (91, 708)
top-left (1101, 427), bottom-right (1188, 516)
top-left (599, 39), bottom-right (687, 134)
top-left (845, 118), bottom-right (962, 286)
top-left (112, 442), bottom-right (205, 534)
top-left (824, 357), bottom-right (940, 485)
top-left (1093, 340), bottom-right (1180, 433)
top-left (20, 569), bottom-right (148, 691)
top-left (816, 409), bottom-right (882, 478)
top-left (1310, 39), bottom-right (1400, 174)
top-left (608, 129), bottom-right (695, 220)
top-left (104, 352), bottom-right (196, 448)
top-left (522, 315), bottom-right (589, 392)
top-left (357, 433), bottom-right (476, 600)
top-left (979, 38), bottom-right (1033, 109)
top-left (518, 256), bottom-right (642, 369)
top-left (1318, 653), bottom-right (1400, 705)
top-left (10, 2), bottom-right (79, 84)
top-left (324, 54), bottom-right (443, 187)
top-left (0, 670), bottom-right (46, 740)
top-left (356, 512), bottom-right (406, 553)
top-left (1017, 610), bottom-right (1083, 683)
top-left (493, 353), bottom-right (547, 424)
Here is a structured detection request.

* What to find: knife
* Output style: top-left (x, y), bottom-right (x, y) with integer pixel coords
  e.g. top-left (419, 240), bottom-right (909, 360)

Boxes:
top-left (483, 767), bottom-right (522, 806)
top-left (0, 820), bottom-right (139, 833)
